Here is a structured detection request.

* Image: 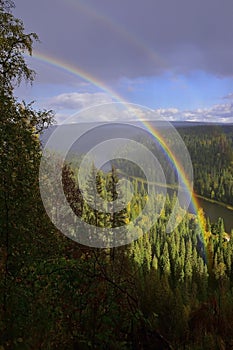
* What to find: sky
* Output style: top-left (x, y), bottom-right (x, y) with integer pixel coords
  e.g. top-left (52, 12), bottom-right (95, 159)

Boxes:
top-left (13, 0), bottom-right (233, 123)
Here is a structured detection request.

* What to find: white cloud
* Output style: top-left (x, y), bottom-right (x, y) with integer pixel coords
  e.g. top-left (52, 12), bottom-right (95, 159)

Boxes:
top-left (48, 92), bottom-right (233, 124)
top-left (179, 103), bottom-right (233, 123)
top-left (223, 93), bottom-right (233, 100)
top-left (153, 103), bottom-right (233, 123)
top-left (47, 92), bottom-right (115, 111)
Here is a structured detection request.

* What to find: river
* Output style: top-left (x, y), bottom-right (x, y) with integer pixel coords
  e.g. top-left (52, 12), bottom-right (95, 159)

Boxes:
top-left (193, 196), bottom-right (233, 233)
top-left (117, 172), bottom-right (233, 234)
top-left (166, 187), bottom-right (233, 233)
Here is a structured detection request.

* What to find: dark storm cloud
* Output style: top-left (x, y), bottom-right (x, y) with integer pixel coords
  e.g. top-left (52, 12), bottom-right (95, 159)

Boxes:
top-left (14, 0), bottom-right (233, 82)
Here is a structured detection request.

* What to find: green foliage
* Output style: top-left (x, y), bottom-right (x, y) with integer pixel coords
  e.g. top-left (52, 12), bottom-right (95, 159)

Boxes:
top-left (0, 0), bottom-right (38, 93)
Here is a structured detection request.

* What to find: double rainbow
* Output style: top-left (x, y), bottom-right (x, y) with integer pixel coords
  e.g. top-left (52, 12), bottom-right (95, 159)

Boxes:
top-left (28, 49), bottom-right (207, 256)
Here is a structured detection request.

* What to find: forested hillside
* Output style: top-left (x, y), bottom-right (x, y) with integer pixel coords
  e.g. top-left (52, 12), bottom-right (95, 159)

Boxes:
top-left (109, 124), bottom-right (233, 207)
top-left (179, 126), bottom-right (233, 206)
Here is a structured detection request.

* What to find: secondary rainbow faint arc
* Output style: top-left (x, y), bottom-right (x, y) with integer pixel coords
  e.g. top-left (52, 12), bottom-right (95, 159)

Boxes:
top-left (30, 51), bottom-right (206, 243)
top-left (66, 0), bottom-right (167, 71)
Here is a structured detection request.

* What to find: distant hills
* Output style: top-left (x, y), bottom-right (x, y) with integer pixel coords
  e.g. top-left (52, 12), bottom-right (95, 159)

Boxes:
top-left (40, 121), bottom-right (233, 155)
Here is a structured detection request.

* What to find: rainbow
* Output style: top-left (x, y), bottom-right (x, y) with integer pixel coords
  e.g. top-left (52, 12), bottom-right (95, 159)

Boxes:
top-left (27, 50), bottom-right (207, 255)
top-left (29, 51), bottom-right (123, 102)
top-left (141, 120), bottom-right (208, 243)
